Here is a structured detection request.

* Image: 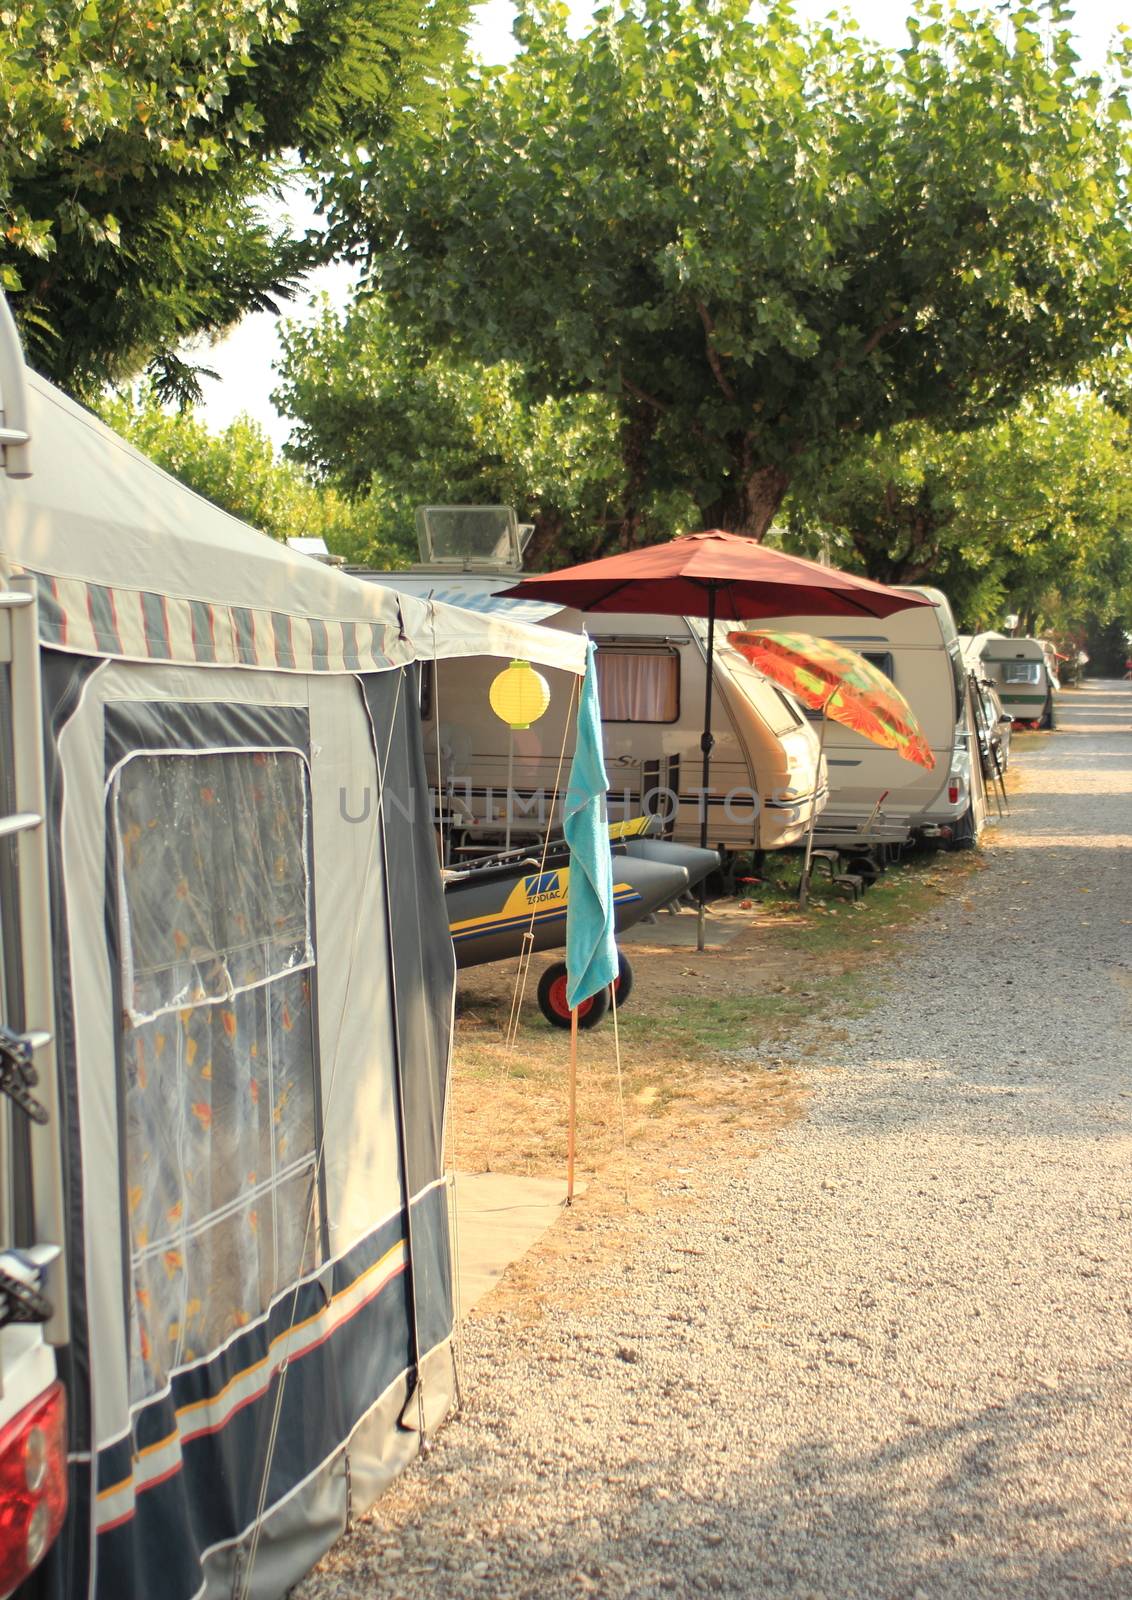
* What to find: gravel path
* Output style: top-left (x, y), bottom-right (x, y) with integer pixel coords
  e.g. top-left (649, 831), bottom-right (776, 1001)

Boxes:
top-left (299, 680), bottom-right (1132, 1600)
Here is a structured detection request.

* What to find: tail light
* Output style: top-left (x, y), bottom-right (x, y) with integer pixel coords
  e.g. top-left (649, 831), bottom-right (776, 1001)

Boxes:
top-left (0, 1381), bottom-right (67, 1598)
top-left (948, 782), bottom-right (959, 803)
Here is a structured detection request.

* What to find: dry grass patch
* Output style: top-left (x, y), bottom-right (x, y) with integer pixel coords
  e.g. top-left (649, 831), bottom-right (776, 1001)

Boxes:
top-left (447, 845), bottom-right (981, 1195)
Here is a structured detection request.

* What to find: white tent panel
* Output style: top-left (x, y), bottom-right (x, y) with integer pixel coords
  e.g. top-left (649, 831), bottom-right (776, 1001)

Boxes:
top-left (0, 373), bottom-right (587, 679)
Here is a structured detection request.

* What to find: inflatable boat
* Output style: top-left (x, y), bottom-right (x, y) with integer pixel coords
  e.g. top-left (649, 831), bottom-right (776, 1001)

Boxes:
top-left (447, 837), bottom-right (717, 969)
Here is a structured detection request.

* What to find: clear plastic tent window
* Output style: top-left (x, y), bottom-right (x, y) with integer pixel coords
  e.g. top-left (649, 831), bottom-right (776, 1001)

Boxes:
top-left (111, 750), bottom-right (322, 1403)
top-left (113, 749), bottom-right (314, 1023)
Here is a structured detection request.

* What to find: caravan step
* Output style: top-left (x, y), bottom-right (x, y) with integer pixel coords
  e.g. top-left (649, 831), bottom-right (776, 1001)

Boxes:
top-left (832, 873), bottom-right (865, 902)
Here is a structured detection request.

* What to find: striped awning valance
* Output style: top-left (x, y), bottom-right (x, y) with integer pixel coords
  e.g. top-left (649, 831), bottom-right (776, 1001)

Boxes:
top-left (29, 571), bottom-right (398, 675)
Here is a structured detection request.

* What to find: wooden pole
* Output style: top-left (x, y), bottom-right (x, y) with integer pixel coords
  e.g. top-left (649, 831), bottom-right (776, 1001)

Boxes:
top-left (566, 1006), bottom-right (579, 1204)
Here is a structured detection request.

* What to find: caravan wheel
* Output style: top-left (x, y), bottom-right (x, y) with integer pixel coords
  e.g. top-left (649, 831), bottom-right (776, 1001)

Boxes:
top-left (613, 951), bottom-right (634, 1007)
top-left (537, 962), bottom-right (610, 1029)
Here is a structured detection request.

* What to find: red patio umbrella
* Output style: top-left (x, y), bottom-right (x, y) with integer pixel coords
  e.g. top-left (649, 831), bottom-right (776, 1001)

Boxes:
top-left (499, 531), bottom-right (930, 623)
top-left (500, 531), bottom-right (933, 945)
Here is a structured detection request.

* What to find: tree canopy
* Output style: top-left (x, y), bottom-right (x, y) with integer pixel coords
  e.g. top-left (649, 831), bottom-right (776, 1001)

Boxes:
top-left (1, 0), bottom-right (466, 401)
top-left (783, 391), bottom-right (1132, 633)
top-left (333, 0), bottom-right (1132, 538)
top-left (274, 296), bottom-right (697, 563)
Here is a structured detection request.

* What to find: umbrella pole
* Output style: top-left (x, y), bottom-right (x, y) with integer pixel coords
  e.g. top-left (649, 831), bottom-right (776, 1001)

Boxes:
top-left (697, 584), bottom-right (717, 953)
top-left (799, 702), bottom-right (830, 909)
top-left (567, 1006), bottom-right (578, 1204)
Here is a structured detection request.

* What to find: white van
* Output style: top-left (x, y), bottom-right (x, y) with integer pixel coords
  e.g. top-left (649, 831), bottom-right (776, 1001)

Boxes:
top-left (749, 586), bottom-right (986, 849)
top-left (357, 508), bottom-right (827, 861)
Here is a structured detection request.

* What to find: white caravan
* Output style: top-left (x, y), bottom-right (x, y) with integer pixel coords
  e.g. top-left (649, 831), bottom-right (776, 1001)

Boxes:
top-left (750, 586), bottom-right (987, 849)
top-left (966, 632), bottom-right (1056, 728)
top-left (356, 508), bottom-right (828, 862)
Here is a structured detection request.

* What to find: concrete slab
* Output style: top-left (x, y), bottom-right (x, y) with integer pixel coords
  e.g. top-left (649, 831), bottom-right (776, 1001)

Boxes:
top-left (452, 1171), bottom-right (586, 1313)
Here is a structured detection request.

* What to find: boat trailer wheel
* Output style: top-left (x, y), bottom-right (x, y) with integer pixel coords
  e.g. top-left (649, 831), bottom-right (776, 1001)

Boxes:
top-left (537, 953), bottom-right (634, 1029)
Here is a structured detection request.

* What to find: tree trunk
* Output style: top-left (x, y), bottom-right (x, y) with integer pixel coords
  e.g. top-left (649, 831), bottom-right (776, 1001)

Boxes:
top-left (524, 510), bottom-right (567, 570)
top-left (701, 464), bottom-right (791, 539)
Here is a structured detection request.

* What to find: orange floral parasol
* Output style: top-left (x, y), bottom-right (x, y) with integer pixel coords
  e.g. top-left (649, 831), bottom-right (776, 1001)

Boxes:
top-left (727, 629), bottom-right (935, 771)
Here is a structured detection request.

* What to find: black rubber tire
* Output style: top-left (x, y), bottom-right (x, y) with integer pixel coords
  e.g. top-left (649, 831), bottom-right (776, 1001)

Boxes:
top-left (848, 856), bottom-right (881, 885)
top-left (613, 951), bottom-right (634, 1007)
top-left (537, 961), bottom-right (610, 1029)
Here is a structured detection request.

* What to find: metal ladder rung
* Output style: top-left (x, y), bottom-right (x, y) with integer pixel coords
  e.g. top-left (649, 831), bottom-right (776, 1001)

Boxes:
top-left (0, 811), bottom-right (42, 839)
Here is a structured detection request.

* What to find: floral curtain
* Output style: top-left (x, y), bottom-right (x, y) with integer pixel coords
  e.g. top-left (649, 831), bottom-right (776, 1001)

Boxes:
top-left (111, 751), bottom-right (321, 1403)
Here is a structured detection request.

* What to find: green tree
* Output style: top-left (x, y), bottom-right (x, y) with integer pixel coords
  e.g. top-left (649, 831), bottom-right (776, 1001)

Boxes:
top-left (1, 0), bottom-right (466, 402)
top-left (333, 0), bottom-right (1132, 540)
top-left (96, 384), bottom-right (408, 566)
top-left (273, 297), bottom-right (697, 563)
top-left (783, 392), bottom-right (1132, 632)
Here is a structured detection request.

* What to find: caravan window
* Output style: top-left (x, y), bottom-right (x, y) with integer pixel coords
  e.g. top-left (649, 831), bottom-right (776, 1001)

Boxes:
top-left (596, 648), bottom-right (679, 723)
top-left (769, 686), bottom-right (805, 731)
top-left (861, 651), bottom-right (895, 683)
top-left (1002, 661), bottom-right (1042, 685)
top-left (111, 750), bottom-right (322, 1402)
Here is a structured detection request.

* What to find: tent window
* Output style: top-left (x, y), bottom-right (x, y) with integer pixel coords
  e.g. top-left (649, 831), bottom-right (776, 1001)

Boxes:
top-left (110, 750), bottom-right (322, 1402)
top-left (596, 649), bottom-right (679, 723)
top-left (1002, 661), bottom-right (1041, 685)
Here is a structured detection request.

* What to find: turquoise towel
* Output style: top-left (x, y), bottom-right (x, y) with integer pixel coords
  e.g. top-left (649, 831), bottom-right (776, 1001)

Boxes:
top-left (564, 642), bottom-right (618, 1010)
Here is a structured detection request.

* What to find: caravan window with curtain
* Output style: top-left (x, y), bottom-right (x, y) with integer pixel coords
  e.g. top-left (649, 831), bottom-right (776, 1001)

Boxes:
top-left (110, 749), bottom-right (323, 1402)
top-left (595, 648), bottom-right (680, 723)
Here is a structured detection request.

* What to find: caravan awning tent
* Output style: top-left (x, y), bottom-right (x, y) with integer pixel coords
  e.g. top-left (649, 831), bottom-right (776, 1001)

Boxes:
top-left (2, 372), bottom-right (586, 681)
top-left (1, 363), bottom-right (587, 1600)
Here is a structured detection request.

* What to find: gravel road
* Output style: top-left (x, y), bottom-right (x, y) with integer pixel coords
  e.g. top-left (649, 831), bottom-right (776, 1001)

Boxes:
top-left (298, 679), bottom-right (1132, 1600)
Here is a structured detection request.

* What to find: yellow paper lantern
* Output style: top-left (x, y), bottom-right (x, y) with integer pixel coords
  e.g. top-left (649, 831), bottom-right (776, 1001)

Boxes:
top-left (489, 659), bottom-right (551, 730)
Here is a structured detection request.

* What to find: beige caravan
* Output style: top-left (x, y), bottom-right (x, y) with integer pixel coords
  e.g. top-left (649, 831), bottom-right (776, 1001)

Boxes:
top-left (748, 586), bottom-right (987, 849)
top-left (356, 509), bottom-right (827, 861)
top-left (968, 633), bottom-right (1056, 728)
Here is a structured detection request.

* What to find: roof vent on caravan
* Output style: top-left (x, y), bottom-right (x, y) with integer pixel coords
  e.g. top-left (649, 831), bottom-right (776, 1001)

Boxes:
top-left (285, 534), bottom-right (345, 566)
top-left (414, 504), bottom-right (533, 573)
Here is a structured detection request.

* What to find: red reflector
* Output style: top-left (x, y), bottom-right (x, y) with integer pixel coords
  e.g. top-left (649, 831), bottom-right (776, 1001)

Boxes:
top-left (948, 783), bottom-right (959, 803)
top-left (0, 1380), bottom-right (67, 1599)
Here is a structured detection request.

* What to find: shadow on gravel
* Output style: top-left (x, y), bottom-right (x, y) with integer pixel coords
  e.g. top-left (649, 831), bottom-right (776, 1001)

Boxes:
top-left (720, 1383), bottom-right (1132, 1600)
top-left (301, 1379), bottom-right (1132, 1600)
top-left (786, 1042), bottom-right (1132, 1143)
